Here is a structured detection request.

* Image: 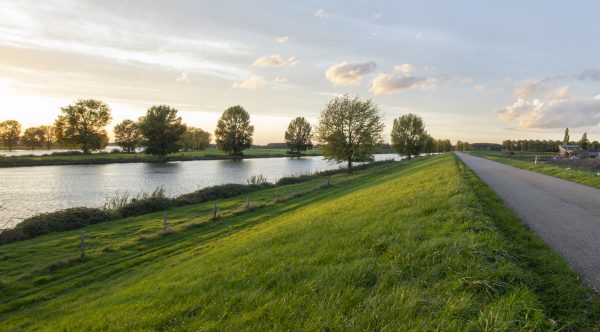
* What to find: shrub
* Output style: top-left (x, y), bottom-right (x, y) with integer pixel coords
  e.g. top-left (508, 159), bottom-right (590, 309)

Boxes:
top-left (175, 183), bottom-right (273, 205)
top-left (0, 207), bottom-right (118, 244)
top-left (50, 151), bottom-right (83, 156)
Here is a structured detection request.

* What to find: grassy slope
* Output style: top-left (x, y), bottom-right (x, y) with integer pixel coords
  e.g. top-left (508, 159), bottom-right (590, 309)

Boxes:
top-left (0, 148), bottom-right (322, 167)
top-left (469, 150), bottom-right (600, 189)
top-left (0, 154), bottom-right (598, 330)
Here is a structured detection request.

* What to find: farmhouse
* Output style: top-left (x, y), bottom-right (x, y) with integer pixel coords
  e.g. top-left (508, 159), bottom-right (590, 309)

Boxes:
top-left (558, 144), bottom-right (595, 158)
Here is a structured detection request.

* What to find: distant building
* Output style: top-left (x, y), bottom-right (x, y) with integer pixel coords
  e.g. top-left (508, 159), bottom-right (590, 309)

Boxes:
top-left (559, 144), bottom-right (592, 158)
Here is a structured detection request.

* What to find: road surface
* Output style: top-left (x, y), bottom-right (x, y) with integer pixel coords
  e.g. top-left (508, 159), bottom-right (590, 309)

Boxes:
top-left (455, 152), bottom-right (600, 291)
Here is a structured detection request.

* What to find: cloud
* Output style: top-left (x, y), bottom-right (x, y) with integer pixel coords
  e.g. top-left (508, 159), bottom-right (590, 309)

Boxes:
top-left (414, 32), bottom-right (424, 40)
top-left (276, 36), bottom-right (289, 43)
top-left (232, 75), bottom-right (266, 89)
top-left (325, 61), bottom-right (376, 85)
top-left (253, 54), bottom-right (298, 67)
top-left (373, 12), bottom-right (382, 19)
top-left (273, 76), bottom-right (288, 83)
top-left (369, 74), bottom-right (429, 94)
top-left (393, 64), bottom-right (416, 74)
top-left (175, 72), bottom-right (190, 82)
top-left (498, 93), bottom-right (600, 129)
top-left (512, 79), bottom-right (548, 99)
top-left (578, 66), bottom-right (600, 80)
top-left (315, 8), bottom-right (330, 18)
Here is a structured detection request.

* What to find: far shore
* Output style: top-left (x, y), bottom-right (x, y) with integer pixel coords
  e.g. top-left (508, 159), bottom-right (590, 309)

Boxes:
top-left (0, 148), bottom-right (330, 168)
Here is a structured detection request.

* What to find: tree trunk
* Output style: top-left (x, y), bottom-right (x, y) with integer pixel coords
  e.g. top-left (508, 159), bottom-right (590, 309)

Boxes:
top-left (347, 158), bottom-right (352, 171)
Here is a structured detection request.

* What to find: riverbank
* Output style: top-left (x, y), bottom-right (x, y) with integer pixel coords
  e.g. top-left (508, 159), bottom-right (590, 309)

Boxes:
top-left (1, 154), bottom-right (598, 330)
top-left (0, 148), bottom-right (323, 168)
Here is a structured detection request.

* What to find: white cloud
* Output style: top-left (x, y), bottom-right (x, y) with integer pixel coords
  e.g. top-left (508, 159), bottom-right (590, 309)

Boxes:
top-left (498, 93), bottom-right (600, 129)
top-left (175, 72), bottom-right (190, 82)
top-left (232, 75), bottom-right (266, 89)
top-left (369, 74), bottom-right (429, 94)
top-left (276, 36), bottom-right (289, 43)
top-left (253, 54), bottom-right (298, 67)
top-left (373, 12), bottom-right (382, 19)
top-left (414, 32), bottom-right (424, 40)
top-left (393, 64), bottom-right (416, 74)
top-left (325, 61), bottom-right (376, 85)
top-left (315, 8), bottom-right (330, 18)
top-left (513, 79), bottom-right (547, 99)
top-left (273, 76), bottom-right (288, 83)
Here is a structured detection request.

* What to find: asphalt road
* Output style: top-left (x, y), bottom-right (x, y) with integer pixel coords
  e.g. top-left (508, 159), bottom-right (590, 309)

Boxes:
top-left (455, 152), bottom-right (600, 291)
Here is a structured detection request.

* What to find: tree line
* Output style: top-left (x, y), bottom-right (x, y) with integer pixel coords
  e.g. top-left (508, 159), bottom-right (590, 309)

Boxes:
top-left (0, 95), bottom-right (455, 168)
top-left (501, 128), bottom-right (600, 152)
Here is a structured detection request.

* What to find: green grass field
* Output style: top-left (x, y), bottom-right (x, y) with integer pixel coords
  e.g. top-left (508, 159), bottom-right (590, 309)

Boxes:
top-left (469, 150), bottom-right (600, 189)
top-left (0, 148), bottom-right (322, 167)
top-left (1, 154), bottom-right (598, 330)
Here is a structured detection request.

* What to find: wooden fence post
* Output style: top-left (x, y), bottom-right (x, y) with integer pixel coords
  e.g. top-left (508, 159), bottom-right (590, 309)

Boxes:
top-left (163, 213), bottom-right (168, 232)
top-left (80, 231), bottom-right (85, 258)
top-left (212, 203), bottom-right (218, 220)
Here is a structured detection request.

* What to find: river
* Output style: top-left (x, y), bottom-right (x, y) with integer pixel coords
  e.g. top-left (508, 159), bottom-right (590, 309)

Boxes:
top-left (0, 154), bottom-right (399, 229)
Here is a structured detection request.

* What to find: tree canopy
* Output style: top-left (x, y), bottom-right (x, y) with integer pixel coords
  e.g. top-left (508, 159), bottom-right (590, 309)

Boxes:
top-left (114, 119), bottom-right (142, 153)
top-left (21, 127), bottom-right (45, 150)
top-left (54, 99), bottom-right (111, 154)
top-left (215, 105), bottom-right (254, 155)
top-left (0, 120), bottom-right (22, 151)
top-left (138, 105), bottom-right (187, 157)
top-left (563, 128), bottom-right (569, 145)
top-left (391, 113), bottom-right (427, 159)
top-left (180, 127), bottom-right (211, 151)
top-left (284, 117), bottom-right (313, 155)
top-left (316, 95), bottom-right (384, 169)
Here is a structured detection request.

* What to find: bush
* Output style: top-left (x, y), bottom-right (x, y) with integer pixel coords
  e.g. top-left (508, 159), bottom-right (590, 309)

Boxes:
top-left (50, 151), bottom-right (83, 156)
top-left (118, 197), bottom-right (174, 218)
top-left (175, 183), bottom-right (273, 205)
top-left (0, 207), bottom-right (118, 244)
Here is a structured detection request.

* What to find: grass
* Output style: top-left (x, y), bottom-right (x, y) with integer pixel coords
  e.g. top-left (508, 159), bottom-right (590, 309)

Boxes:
top-left (0, 154), bottom-right (598, 330)
top-left (0, 148), bottom-right (322, 168)
top-left (469, 150), bottom-right (600, 189)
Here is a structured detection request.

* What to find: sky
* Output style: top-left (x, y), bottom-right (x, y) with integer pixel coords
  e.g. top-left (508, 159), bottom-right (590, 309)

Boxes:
top-left (1, 1), bottom-right (600, 144)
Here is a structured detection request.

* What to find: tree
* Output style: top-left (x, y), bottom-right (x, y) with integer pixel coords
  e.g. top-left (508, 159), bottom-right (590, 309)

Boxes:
top-left (316, 95), bottom-right (384, 169)
top-left (54, 99), bottom-right (111, 154)
top-left (180, 127), bottom-right (211, 151)
top-left (21, 127), bottom-right (45, 150)
top-left (39, 125), bottom-right (56, 149)
top-left (215, 105), bottom-right (254, 155)
top-left (563, 128), bottom-right (569, 145)
top-left (0, 120), bottom-right (22, 151)
top-left (285, 117), bottom-right (313, 155)
top-left (580, 132), bottom-right (589, 150)
top-left (423, 135), bottom-right (435, 155)
top-left (391, 113), bottom-right (427, 159)
top-left (138, 105), bottom-right (187, 157)
top-left (114, 119), bottom-right (142, 153)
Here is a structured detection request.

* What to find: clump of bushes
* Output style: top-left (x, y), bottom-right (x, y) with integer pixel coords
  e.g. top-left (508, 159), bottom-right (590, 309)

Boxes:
top-left (0, 208), bottom-right (118, 244)
top-left (175, 183), bottom-right (273, 205)
top-left (50, 151), bottom-right (83, 156)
